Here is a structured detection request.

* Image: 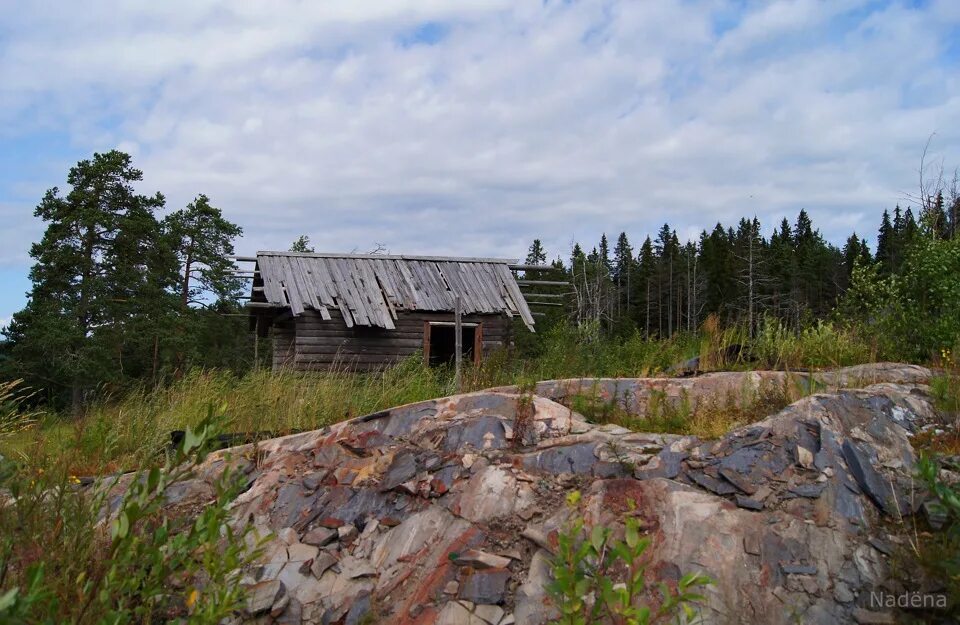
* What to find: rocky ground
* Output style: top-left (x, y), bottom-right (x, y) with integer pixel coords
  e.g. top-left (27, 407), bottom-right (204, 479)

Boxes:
top-left (159, 363), bottom-right (946, 624)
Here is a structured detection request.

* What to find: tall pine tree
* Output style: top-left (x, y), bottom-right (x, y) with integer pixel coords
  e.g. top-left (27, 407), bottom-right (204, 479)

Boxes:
top-left (5, 151), bottom-right (168, 413)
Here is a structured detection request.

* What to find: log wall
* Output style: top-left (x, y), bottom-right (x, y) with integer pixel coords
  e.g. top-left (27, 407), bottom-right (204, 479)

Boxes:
top-left (270, 309), bottom-right (512, 372)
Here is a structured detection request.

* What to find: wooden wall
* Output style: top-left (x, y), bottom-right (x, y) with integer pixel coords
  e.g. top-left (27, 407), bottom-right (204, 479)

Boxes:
top-left (270, 309), bottom-right (512, 372)
top-left (271, 322), bottom-right (296, 370)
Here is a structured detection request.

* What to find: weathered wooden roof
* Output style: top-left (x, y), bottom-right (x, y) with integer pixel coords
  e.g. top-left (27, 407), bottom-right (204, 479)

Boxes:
top-left (252, 251), bottom-right (535, 331)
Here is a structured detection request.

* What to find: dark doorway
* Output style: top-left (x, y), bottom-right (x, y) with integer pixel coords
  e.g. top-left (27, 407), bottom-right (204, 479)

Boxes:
top-left (426, 324), bottom-right (476, 367)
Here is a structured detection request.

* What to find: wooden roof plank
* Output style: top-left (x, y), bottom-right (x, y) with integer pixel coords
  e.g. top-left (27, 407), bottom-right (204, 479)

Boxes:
top-left (494, 263), bottom-right (536, 330)
top-left (252, 252), bottom-right (536, 329)
top-left (323, 259), bottom-right (357, 327)
top-left (355, 258), bottom-right (394, 329)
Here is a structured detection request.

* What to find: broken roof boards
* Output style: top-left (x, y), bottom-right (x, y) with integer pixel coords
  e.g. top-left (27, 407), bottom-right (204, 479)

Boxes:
top-left (250, 251), bottom-right (536, 331)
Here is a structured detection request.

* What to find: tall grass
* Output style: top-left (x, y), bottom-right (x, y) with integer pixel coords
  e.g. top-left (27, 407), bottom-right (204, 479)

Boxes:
top-left (0, 380), bottom-right (40, 439)
top-left (751, 319), bottom-right (876, 369)
top-left (0, 319), bottom-right (894, 475)
top-left (3, 357), bottom-right (459, 474)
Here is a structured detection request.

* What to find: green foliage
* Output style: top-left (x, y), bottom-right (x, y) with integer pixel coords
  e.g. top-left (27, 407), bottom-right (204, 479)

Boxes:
top-left (2, 355), bottom-right (459, 473)
top-left (2, 152), bottom-right (248, 412)
top-left (568, 376), bottom-right (798, 441)
top-left (3, 150), bottom-right (170, 413)
top-left (548, 491), bottom-right (712, 625)
top-left (915, 454), bottom-right (960, 611)
top-left (841, 236), bottom-right (960, 361)
top-left (525, 324), bottom-right (702, 379)
top-left (164, 194), bottom-right (244, 309)
top-left (751, 318), bottom-right (875, 369)
top-left (931, 371), bottom-right (960, 417)
top-left (289, 235), bottom-right (315, 253)
top-left (0, 407), bottom-right (262, 624)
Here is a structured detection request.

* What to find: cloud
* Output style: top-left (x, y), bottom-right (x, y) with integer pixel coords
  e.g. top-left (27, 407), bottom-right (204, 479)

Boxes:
top-left (0, 0), bottom-right (958, 319)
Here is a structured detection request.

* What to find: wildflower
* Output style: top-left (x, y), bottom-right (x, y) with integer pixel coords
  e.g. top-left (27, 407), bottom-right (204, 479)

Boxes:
top-left (186, 588), bottom-right (198, 609)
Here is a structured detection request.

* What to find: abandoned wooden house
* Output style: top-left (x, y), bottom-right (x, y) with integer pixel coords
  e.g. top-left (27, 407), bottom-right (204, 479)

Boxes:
top-left (240, 251), bottom-right (543, 371)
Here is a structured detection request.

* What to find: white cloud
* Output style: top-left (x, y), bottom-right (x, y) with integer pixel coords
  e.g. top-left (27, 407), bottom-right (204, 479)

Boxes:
top-left (0, 0), bottom-right (958, 286)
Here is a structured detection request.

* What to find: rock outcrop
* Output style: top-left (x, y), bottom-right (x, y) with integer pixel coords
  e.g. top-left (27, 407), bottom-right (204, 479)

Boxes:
top-left (163, 363), bottom-right (942, 624)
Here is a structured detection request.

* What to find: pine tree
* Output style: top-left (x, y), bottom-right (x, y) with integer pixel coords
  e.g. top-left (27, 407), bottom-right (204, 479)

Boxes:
top-left (654, 224), bottom-right (679, 336)
top-left (923, 191), bottom-right (950, 239)
top-left (636, 237), bottom-right (655, 338)
top-left (165, 195), bottom-right (243, 309)
top-left (163, 195), bottom-right (244, 376)
top-left (902, 208), bottom-right (919, 247)
top-left (6, 151), bottom-right (167, 413)
top-left (732, 217), bottom-right (769, 337)
top-left (769, 218), bottom-right (797, 324)
top-left (700, 223), bottom-right (735, 324)
top-left (598, 234), bottom-right (613, 276)
top-left (842, 233), bottom-right (872, 285)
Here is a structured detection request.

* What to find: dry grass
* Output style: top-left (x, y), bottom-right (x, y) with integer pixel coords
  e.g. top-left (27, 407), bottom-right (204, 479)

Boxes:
top-left (2, 356), bottom-right (461, 474)
top-left (569, 376), bottom-right (809, 440)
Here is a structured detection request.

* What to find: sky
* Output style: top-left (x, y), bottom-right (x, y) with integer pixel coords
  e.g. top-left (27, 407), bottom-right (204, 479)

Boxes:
top-left (1, 0), bottom-right (959, 326)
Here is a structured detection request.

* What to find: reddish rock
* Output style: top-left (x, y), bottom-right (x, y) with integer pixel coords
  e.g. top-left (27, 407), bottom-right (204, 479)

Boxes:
top-left (143, 364), bottom-right (939, 625)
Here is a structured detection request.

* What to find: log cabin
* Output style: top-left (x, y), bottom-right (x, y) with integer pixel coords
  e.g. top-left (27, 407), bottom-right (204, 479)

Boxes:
top-left (244, 251), bottom-right (537, 371)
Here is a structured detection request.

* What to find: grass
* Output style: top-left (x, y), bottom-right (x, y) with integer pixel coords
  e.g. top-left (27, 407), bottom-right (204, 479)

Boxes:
top-left (567, 375), bottom-right (806, 439)
top-left (912, 350), bottom-right (960, 456)
top-left (0, 320), bottom-right (955, 623)
top-left (2, 356), bottom-right (463, 474)
top-left (0, 318), bottom-right (921, 475)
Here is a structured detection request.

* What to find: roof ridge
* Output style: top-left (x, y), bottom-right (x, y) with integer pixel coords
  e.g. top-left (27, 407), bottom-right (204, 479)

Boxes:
top-left (256, 251), bottom-right (520, 264)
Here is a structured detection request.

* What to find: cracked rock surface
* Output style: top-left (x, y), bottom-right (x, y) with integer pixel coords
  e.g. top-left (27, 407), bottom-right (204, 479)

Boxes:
top-left (161, 363), bottom-right (940, 624)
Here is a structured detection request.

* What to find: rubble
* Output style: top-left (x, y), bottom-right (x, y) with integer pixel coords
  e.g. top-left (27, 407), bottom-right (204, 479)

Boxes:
top-left (144, 363), bottom-right (944, 623)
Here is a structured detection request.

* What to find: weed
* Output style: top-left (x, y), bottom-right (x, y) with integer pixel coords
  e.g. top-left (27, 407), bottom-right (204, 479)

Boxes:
top-left (548, 491), bottom-right (712, 624)
top-left (0, 406), bottom-right (263, 623)
top-left (0, 380), bottom-right (40, 439)
top-left (908, 455), bottom-right (960, 616)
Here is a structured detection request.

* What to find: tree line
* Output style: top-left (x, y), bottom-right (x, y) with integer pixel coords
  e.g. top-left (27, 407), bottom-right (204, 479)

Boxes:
top-left (2, 149), bottom-right (958, 412)
top-left (523, 193), bottom-right (960, 344)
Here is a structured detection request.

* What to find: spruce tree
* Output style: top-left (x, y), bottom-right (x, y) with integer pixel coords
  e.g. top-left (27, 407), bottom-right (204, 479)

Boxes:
top-left (612, 232), bottom-right (633, 320)
top-left (876, 209), bottom-right (895, 274)
top-left (636, 237), bottom-right (656, 337)
top-left (525, 239), bottom-right (547, 265)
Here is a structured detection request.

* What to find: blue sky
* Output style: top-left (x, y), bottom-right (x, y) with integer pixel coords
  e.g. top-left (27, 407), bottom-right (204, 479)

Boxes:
top-left (1, 0), bottom-right (959, 326)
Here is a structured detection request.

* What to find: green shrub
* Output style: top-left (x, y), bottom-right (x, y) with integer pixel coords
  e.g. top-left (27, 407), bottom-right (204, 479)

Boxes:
top-left (548, 491), bottom-right (712, 625)
top-left (840, 236), bottom-right (960, 362)
top-left (0, 407), bottom-right (263, 624)
top-left (915, 454), bottom-right (960, 613)
top-left (752, 318), bottom-right (873, 370)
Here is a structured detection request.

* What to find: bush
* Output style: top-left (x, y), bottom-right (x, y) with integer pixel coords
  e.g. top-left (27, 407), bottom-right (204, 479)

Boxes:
top-left (752, 318), bottom-right (873, 370)
top-left (914, 454), bottom-right (960, 614)
top-left (548, 491), bottom-right (712, 625)
top-left (0, 407), bottom-right (262, 624)
top-left (841, 236), bottom-right (960, 362)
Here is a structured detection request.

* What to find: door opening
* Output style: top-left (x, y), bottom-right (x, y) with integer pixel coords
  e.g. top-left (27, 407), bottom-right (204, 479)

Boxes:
top-left (424, 322), bottom-right (481, 367)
